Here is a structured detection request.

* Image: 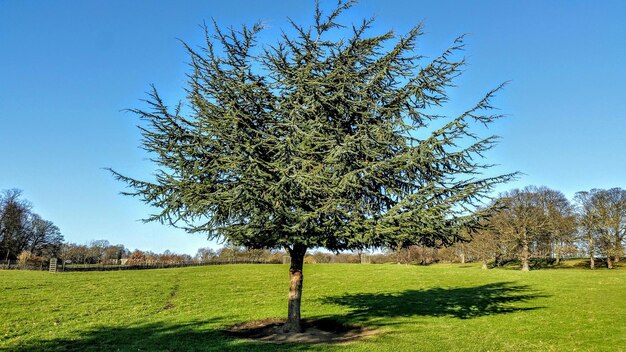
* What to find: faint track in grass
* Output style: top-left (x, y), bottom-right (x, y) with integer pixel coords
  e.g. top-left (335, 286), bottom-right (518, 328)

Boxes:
top-left (162, 275), bottom-right (181, 311)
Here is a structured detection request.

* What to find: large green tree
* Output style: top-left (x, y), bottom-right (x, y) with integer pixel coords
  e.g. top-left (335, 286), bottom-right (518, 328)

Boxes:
top-left (111, 1), bottom-right (514, 332)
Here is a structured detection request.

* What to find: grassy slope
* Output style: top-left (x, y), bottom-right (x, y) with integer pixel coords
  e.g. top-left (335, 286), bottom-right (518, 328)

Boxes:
top-left (0, 263), bottom-right (624, 351)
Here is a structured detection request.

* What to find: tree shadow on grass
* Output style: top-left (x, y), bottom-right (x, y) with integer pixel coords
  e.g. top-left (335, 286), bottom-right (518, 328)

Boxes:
top-left (7, 318), bottom-right (322, 352)
top-left (320, 282), bottom-right (546, 325)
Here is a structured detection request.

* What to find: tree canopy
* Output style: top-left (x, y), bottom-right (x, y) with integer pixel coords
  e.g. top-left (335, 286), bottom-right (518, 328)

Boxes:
top-left (575, 188), bottom-right (626, 269)
top-left (112, 3), bottom-right (513, 252)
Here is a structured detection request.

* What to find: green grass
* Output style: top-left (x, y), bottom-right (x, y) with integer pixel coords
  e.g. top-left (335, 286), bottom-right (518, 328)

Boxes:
top-left (1, 262), bottom-right (625, 351)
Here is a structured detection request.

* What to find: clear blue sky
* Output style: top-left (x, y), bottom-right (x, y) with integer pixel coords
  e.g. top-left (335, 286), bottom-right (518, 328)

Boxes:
top-left (1, 0), bottom-right (625, 255)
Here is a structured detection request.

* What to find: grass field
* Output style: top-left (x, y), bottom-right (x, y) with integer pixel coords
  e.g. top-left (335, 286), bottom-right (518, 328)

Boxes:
top-left (1, 262), bottom-right (625, 351)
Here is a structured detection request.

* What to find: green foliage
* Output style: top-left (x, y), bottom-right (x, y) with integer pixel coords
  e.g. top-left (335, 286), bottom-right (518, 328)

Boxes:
top-left (110, 1), bottom-right (514, 253)
top-left (1, 263), bottom-right (625, 351)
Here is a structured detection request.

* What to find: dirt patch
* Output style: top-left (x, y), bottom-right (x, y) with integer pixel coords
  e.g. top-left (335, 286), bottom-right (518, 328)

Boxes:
top-left (224, 318), bottom-right (378, 344)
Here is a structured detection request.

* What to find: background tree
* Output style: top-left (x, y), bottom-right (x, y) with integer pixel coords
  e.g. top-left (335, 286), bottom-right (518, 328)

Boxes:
top-left (103, 244), bottom-right (128, 264)
top-left (0, 189), bottom-right (63, 261)
top-left (476, 186), bottom-right (583, 270)
top-left (111, 1), bottom-right (514, 332)
top-left (602, 188), bottom-right (626, 264)
top-left (489, 187), bottom-right (547, 271)
top-left (60, 243), bottom-right (88, 264)
top-left (127, 250), bottom-right (147, 265)
top-left (537, 187), bottom-right (577, 265)
top-left (88, 240), bottom-right (110, 263)
top-left (575, 188), bottom-right (626, 269)
top-left (59, 242), bottom-right (128, 265)
top-left (575, 191), bottom-right (598, 269)
top-left (27, 215), bottom-right (63, 258)
top-left (309, 251), bottom-right (333, 264)
top-left (216, 246), bottom-right (241, 263)
top-left (0, 189), bottom-right (31, 261)
top-left (464, 223), bottom-right (503, 269)
top-left (195, 247), bottom-right (216, 262)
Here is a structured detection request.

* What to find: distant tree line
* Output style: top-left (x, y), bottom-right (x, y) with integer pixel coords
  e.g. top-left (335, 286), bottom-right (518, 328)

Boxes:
top-left (301, 185), bottom-right (625, 270)
top-left (125, 249), bottom-right (193, 265)
top-left (461, 186), bottom-right (625, 270)
top-left (60, 240), bottom-right (130, 265)
top-left (3, 186), bottom-right (624, 271)
top-left (0, 189), bottom-right (63, 262)
top-left (194, 246), bottom-right (285, 264)
top-left (59, 243), bottom-right (283, 266)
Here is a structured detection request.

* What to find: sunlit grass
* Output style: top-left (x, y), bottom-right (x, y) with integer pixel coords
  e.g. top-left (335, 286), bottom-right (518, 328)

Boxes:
top-left (1, 262), bottom-right (624, 351)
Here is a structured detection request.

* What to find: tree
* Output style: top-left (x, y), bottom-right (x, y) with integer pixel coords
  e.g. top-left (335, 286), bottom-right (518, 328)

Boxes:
top-left (537, 187), bottom-right (577, 265)
top-left (0, 189), bottom-right (31, 261)
top-left (103, 244), bottom-right (128, 264)
top-left (601, 188), bottom-right (626, 264)
top-left (489, 187), bottom-right (547, 271)
top-left (0, 189), bottom-right (63, 261)
top-left (60, 243), bottom-right (89, 264)
top-left (195, 247), bottom-right (216, 262)
top-left (464, 223), bottom-right (503, 269)
top-left (28, 215), bottom-right (63, 258)
top-left (110, 1), bottom-right (514, 332)
top-left (479, 186), bottom-right (577, 271)
top-left (127, 250), bottom-right (147, 265)
top-left (88, 240), bottom-right (110, 263)
top-left (575, 191), bottom-right (598, 269)
top-left (575, 188), bottom-right (626, 269)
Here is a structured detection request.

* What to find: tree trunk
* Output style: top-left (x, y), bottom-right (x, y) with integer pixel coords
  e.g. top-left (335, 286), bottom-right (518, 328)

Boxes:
top-left (614, 227), bottom-right (622, 263)
top-left (481, 259), bottom-right (488, 270)
top-left (554, 240), bottom-right (560, 265)
top-left (283, 244), bottom-right (307, 333)
top-left (521, 235), bottom-right (530, 272)
top-left (589, 234), bottom-right (595, 270)
top-left (607, 256), bottom-right (614, 269)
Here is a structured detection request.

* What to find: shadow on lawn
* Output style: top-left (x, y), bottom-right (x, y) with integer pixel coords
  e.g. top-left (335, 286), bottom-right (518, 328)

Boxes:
top-left (8, 318), bottom-right (318, 352)
top-left (321, 282), bottom-right (546, 324)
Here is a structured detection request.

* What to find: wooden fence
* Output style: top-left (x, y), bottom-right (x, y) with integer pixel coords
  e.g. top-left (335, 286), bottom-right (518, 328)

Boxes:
top-left (0, 260), bottom-right (50, 271)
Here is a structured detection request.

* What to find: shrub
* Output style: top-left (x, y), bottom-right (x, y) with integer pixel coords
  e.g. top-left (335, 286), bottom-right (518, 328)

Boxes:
top-left (126, 250), bottom-right (146, 265)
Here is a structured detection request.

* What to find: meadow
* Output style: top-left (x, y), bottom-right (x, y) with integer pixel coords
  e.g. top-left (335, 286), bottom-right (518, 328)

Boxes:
top-left (1, 262), bottom-right (625, 351)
